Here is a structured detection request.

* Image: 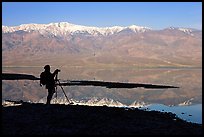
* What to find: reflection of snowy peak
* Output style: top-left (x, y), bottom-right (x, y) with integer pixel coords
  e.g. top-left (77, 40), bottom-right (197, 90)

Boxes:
top-left (2, 100), bottom-right (21, 107)
top-left (178, 98), bottom-right (194, 106)
top-left (129, 101), bottom-right (150, 108)
top-left (77, 97), bottom-right (124, 107)
top-left (97, 98), bottom-right (124, 107)
top-left (2, 22), bottom-right (151, 36)
top-left (2, 97), bottom-right (198, 108)
top-left (38, 97), bottom-right (124, 107)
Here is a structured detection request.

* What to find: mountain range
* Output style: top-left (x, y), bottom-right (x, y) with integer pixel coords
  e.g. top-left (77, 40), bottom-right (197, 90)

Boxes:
top-left (2, 22), bottom-right (202, 67)
top-left (2, 22), bottom-right (152, 36)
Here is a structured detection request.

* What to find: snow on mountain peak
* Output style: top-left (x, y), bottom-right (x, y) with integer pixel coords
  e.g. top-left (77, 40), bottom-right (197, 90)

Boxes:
top-left (178, 28), bottom-right (193, 35)
top-left (168, 27), bottom-right (176, 30)
top-left (2, 22), bottom-right (152, 36)
top-left (166, 27), bottom-right (195, 36)
top-left (128, 25), bottom-right (151, 32)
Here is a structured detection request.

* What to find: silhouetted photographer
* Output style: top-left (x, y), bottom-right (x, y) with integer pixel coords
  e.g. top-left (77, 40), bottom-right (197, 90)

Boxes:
top-left (40, 65), bottom-right (60, 104)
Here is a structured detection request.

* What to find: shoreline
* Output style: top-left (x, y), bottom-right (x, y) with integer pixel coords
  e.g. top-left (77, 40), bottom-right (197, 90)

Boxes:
top-left (2, 101), bottom-right (202, 135)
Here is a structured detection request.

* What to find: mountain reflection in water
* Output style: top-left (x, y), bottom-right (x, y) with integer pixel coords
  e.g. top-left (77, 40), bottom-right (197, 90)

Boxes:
top-left (2, 67), bottom-right (202, 124)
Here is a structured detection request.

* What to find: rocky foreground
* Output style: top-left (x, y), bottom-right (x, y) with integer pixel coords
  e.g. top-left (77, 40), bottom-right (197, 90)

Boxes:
top-left (2, 101), bottom-right (202, 135)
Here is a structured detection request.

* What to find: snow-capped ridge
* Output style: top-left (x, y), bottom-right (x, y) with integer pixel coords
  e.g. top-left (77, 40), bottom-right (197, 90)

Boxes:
top-left (2, 22), bottom-right (152, 36)
top-left (167, 27), bottom-right (196, 36)
top-left (128, 25), bottom-right (151, 33)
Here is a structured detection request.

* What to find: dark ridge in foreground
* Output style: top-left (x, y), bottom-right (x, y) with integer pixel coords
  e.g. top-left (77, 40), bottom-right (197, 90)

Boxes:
top-left (2, 101), bottom-right (201, 135)
top-left (59, 80), bottom-right (179, 89)
top-left (2, 73), bottom-right (40, 80)
top-left (2, 73), bottom-right (179, 89)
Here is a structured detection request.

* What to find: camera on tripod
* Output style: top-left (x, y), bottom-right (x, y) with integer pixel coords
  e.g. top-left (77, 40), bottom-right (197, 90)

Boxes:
top-left (54, 69), bottom-right (71, 104)
top-left (56, 69), bottom-right (61, 73)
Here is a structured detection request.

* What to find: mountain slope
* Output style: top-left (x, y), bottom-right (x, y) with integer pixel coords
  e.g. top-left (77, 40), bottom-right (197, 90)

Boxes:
top-left (2, 22), bottom-right (202, 67)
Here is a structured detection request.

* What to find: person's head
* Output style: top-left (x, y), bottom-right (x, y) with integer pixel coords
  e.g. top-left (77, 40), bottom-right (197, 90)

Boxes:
top-left (44, 65), bottom-right (50, 72)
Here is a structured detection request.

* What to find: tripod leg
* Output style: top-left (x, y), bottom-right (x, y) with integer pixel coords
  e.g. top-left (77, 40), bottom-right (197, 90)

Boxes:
top-left (58, 80), bottom-right (71, 104)
top-left (55, 86), bottom-right (58, 104)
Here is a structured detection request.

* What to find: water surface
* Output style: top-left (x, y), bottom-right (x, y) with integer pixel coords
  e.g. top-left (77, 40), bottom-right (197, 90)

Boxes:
top-left (2, 67), bottom-right (202, 124)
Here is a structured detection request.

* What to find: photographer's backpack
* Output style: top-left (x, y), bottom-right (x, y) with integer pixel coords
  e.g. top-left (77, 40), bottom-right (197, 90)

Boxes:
top-left (40, 72), bottom-right (47, 85)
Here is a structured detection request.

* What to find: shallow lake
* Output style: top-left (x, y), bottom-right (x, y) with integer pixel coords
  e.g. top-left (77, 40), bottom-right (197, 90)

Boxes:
top-left (2, 67), bottom-right (202, 124)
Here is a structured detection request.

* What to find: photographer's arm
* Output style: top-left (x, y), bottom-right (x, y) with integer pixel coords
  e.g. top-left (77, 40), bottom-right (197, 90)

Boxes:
top-left (53, 69), bottom-right (60, 77)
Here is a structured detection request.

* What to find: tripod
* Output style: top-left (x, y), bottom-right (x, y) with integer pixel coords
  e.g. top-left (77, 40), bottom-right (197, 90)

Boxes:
top-left (54, 73), bottom-right (71, 104)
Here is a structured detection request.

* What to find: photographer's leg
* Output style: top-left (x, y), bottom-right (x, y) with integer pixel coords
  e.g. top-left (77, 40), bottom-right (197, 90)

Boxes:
top-left (46, 88), bottom-right (55, 104)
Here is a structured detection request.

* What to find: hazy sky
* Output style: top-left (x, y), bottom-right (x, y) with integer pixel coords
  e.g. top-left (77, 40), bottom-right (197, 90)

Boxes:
top-left (2, 2), bottom-right (202, 30)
